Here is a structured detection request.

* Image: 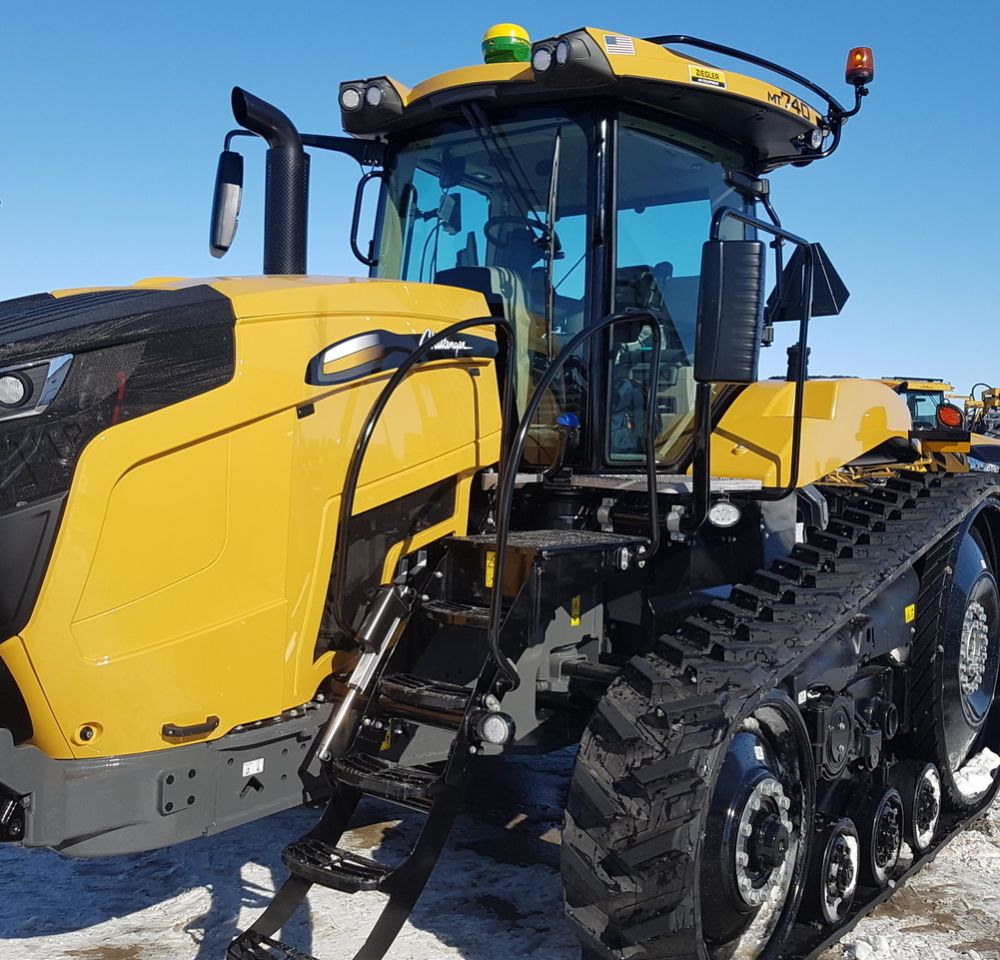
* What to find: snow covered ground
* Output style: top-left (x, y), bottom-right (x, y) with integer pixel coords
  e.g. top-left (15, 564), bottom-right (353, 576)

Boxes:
top-left (2, 749), bottom-right (999, 960)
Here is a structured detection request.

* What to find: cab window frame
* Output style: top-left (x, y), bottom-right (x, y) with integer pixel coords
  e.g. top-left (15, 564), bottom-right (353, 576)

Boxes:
top-left (602, 104), bottom-right (754, 470)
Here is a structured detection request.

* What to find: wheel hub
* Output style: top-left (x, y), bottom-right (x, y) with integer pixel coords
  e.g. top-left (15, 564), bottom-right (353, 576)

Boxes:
top-left (826, 836), bottom-right (855, 898)
top-left (961, 600), bottom-right (990, 697)
top-left (916, 779), bottom-right (939, 829)
top-left (874, 804), bottom-right (901, 868)
top-left (735, 777), bottom-right (794, 907)
top-left (751, 816), bottom-right (791, 871)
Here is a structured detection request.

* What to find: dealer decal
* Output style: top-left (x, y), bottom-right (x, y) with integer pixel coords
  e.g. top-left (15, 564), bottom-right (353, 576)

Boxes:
top-left (689, 64), bottom-right (726, 88)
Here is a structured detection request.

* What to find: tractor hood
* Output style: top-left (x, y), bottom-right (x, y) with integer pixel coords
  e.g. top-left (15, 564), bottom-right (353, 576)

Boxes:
top-left (0, 274), bottom-right (493, 640)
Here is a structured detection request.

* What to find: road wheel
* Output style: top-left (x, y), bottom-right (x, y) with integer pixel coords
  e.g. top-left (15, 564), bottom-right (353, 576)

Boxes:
top-left (803, 817), bottom-right (859, 926)
top-left (562, 661), bottom-right (813, 960)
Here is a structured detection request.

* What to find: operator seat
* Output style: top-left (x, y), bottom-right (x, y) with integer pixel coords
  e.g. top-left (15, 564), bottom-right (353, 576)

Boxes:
top-left (435, 262), bottom-right (562, 464)
top-left (434, 265), bottom-right (534, 413)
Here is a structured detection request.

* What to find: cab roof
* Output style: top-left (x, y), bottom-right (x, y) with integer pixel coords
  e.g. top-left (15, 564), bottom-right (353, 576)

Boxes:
top-left (339, 27), bottom-right (825, 172)
top-left (880, 378), bottom-right (955, 393)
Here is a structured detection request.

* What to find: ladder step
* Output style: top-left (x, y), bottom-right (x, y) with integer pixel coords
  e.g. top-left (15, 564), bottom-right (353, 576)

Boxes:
top-left (379, 672), bottom-right (473, 715)
top-left (332, 754), bottom-right (441, 809)
top-left (420, 599), bottom-right (490, 628)
top-left (228, 931), bottom-right (318, 960)
top-left (282, 837), bottom-right (394, 892)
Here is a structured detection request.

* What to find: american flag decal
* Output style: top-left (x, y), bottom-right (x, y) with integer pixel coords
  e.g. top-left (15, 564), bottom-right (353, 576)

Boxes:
top-left (603, 34), bottom-right (636, 56)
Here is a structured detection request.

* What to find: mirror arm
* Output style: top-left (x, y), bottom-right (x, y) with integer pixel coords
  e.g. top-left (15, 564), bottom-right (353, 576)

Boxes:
top-left (301, 134), bottom-right (386, 167)
top-left (223, 129), bottom-right (257, 151)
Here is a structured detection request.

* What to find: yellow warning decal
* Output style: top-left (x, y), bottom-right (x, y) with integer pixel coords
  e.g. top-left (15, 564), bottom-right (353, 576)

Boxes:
top-left (688, 64), bottom-right (726, 89)
top-left (485, 550), bottom-right (496, 589)
top-left (380, 725), bottom-right (393, 751)
top-left (905, 603), bottom-right (916, 624)
top-left (570, 595), bottom-right (582, 627)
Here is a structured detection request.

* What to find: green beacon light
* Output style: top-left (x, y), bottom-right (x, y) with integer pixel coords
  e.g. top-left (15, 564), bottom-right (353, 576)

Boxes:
top-left (482, 23), bottom-right (531, 64)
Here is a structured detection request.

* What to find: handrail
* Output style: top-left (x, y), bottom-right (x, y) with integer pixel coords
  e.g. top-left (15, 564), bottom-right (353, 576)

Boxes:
top-left (488, 311), bottom-right (662, 689)
top-left (330, 316), bottom-right (516, 639)
top-left (644, 35), bottom-right (866, 169)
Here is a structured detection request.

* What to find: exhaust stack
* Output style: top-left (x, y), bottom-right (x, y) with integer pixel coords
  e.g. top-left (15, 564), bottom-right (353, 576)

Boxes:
top-left (231, 87), bottom-right (309, 275)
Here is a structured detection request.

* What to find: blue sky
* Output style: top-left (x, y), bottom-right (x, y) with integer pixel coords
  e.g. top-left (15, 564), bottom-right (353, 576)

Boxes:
top-left (3, 1), bottom-right (997, 390)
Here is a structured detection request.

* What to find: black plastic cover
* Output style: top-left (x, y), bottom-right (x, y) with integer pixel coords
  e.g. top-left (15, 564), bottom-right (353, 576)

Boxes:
top-left (0, 285), bottom-right (235, 511)
top-left (694, 239), bottom-right (765, 384)
top-left (0, 494), bottom-right (65, 640)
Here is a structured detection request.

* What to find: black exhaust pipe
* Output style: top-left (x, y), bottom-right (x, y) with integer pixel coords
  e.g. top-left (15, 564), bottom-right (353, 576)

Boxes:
top-left (231, 87), bottom-right (309, 275)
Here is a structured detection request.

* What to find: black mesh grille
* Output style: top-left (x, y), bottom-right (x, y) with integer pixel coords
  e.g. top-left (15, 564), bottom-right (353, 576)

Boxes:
top-left (0, 285), bottom-right (236, 511)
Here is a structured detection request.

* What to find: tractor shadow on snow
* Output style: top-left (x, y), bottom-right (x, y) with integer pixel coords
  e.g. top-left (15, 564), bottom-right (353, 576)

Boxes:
top-left (0, 750), bottom-right (580, 959)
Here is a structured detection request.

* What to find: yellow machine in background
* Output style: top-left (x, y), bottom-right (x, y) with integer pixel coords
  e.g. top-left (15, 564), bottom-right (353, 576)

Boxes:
top-left (2, 23), bottom-right (999, 960)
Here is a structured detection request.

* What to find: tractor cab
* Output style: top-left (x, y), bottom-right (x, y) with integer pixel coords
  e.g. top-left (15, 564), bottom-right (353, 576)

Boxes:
top-left (880, 376), bottom-right (956, 430)
top-left (212, 25), bottom-right (872, 480)
top-left (347, 27), bottom-right (842, 471)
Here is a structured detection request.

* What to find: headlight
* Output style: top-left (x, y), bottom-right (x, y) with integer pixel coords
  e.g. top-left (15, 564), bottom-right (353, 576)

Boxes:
top-left (555, 39), bottom-right (571, 65)
top-left (365, 84), bottom-right (384, 107)
top-left (0, 373), bottom-right (30, 408)
top-left (0, 355), bottom-right (71, 420)
top-left (339, 86), bottom-right (363, 112)
top-left (532, 46), bottom-right (553, 72)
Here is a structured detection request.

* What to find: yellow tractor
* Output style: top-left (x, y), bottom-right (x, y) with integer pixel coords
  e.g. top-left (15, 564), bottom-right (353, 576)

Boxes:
top-left (880, 377), bottom-right (1000, 471)
top-left (2, 22), bottom-right (999, 960)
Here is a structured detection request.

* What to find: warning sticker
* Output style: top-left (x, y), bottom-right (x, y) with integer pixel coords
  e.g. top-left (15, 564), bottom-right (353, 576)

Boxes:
top-left (485, 550), bottom-right (496, 589)
top-left (905, 603), bottom-right (916, 624)
top-left (689, 64), bottom-right (727, 88)
top-left (570, 595), bottom-right (582, 627)
top-left (242, 758), bottom-right (264, 778)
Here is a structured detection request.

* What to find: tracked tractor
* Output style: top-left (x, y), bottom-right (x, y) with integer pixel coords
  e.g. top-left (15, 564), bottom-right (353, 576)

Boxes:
top-left (2, 23), bottom-right (999, 960)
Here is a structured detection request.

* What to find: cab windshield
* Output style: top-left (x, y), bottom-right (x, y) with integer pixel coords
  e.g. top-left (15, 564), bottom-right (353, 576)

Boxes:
top-left (375, 107), bottom-right (592, 432)
top-left (375, 107), bottom-right (747, 469)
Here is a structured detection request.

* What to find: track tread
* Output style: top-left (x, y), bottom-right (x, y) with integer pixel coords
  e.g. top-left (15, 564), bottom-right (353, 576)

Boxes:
top-left (563, 471), bottom-right (1000, 960)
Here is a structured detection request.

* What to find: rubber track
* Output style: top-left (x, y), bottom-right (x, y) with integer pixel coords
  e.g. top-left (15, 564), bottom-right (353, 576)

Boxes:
top-left (563, 472), bottom-right (1000, 960)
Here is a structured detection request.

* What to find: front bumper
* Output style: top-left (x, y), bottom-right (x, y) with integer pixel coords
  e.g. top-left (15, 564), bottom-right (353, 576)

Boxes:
top-left (0, 705), bottom-right (330, 858)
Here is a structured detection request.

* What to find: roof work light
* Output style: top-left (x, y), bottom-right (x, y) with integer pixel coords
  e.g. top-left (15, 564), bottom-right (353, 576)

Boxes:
top-left (482, 23), bottom-right (532, 63)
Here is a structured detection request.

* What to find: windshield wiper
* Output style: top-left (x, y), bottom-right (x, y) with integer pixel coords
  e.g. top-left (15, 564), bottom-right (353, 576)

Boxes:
top-left (543, 127), bottom-right (562, 356)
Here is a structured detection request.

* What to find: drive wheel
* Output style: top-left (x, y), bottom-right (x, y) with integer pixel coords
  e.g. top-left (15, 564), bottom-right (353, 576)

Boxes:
top-left (913, 525), bottom-right (1000, 809)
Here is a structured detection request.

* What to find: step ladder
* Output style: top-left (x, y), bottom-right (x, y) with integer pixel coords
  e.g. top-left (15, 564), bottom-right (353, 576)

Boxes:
top-left (227, 530), bottom-right (646, 960)
top-left (229, 311), bottom-right (661, 960)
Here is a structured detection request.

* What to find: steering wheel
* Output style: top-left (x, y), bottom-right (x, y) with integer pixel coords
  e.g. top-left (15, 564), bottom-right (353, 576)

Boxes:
top-left (484, 216), bottom-right (541, 249)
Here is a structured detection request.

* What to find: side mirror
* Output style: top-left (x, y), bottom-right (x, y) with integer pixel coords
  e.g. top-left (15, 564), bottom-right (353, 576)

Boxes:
top-left (439, 193), bottom-right (462, 236)
top-left (209, 149), bottom-right (244, 258)
top-left (694, 239), bottom-right (766, 383)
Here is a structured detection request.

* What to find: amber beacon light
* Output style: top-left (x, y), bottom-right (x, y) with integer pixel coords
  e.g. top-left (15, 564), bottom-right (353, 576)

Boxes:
top-left (845, 46), bottom-right (875, 86)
